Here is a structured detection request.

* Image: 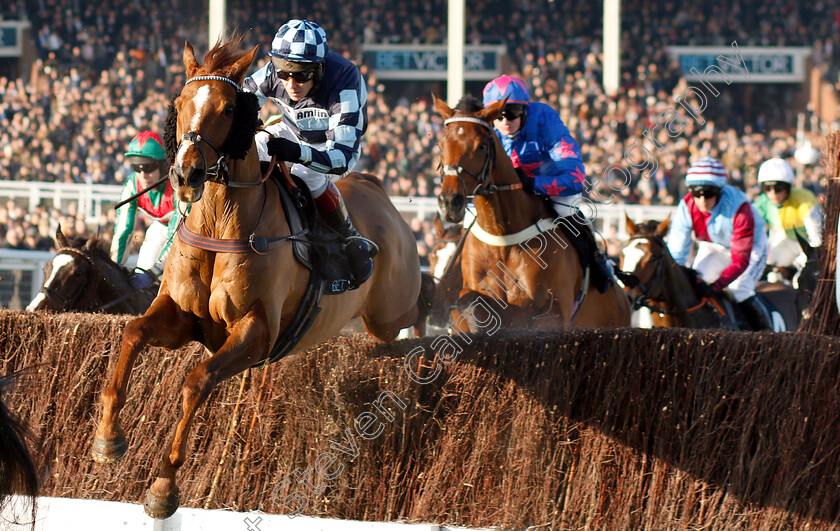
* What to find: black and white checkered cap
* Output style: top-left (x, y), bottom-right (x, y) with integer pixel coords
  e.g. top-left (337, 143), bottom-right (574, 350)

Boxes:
top-left (269, 19), bottom-right (329, 64)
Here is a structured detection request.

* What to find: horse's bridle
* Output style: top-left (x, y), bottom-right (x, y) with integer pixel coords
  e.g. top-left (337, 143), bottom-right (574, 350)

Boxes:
top-left (178, 75), bottom-right (262, 189)
top-left (625, 235), bottom-right (719, 316)
top-left (440, 116), bottom-right (523, 199)
top-left (39, 247), bottom-right (96, 311)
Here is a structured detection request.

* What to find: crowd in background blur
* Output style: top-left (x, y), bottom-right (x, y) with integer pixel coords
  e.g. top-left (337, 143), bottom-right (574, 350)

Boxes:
top-left (2, 0), bottom-right (839, 262)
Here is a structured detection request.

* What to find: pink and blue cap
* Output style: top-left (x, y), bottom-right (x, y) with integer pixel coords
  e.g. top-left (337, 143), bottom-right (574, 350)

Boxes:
top-left (483, 75), bottom-right (530, 107)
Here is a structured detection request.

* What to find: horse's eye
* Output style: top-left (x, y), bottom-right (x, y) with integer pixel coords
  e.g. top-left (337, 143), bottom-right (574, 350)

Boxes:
top-left (223, 103), bottom-right (235, 116)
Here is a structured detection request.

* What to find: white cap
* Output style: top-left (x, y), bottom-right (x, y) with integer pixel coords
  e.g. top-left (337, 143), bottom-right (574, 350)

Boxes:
top-left (758, 158), bottom-right (794, 185)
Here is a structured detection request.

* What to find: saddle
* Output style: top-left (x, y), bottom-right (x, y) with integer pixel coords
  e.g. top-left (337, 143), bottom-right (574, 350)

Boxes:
top-left (270, 168), bottom-right (358, 295)
top-left (248, 165), bottom-right (363, 366)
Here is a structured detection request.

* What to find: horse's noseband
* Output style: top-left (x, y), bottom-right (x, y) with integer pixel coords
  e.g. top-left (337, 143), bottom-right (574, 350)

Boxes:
top-left (177, 75), bottom-right (261, 189)
top-left (441, 116), bottom-right (497, 198)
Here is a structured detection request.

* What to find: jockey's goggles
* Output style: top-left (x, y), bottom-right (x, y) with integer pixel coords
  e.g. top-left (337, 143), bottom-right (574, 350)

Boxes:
top-left (132, 163), bottom-right (160, 173)
top-left (272, 64), bottom-right (318, 84)
top-left (761, 182), bottom-right (790, 194)
top-left (496, 105), bottom-right (526, 121)
top-left (688, 185), bottom-right (721, 199)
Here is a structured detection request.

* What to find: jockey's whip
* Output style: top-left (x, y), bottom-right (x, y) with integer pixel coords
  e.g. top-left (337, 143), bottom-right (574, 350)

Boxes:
top-left (113, 174), bottom-right (169, 210)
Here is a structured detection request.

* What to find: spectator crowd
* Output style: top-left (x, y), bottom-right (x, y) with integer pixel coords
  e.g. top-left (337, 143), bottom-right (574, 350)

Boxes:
top-left (2, 0), bottom-right (839, 263)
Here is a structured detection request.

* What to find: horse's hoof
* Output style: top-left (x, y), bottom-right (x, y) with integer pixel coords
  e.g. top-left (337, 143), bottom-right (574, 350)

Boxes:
top-left (144, 489), bottom-right (180, 519)
top-left (91, 436), bottom-right (128, 464)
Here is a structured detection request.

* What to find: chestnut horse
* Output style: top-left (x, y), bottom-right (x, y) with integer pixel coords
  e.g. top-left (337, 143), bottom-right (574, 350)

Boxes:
top-left (91, 38), bottom-right (424, 518)
top-left (26, 228), bottom-right (155, 314)
top-left (433, 95), bottom-right (631, 330)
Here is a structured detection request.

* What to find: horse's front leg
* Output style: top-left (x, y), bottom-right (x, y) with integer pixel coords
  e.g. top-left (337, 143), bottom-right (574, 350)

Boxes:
top-left (144, 304), bottom-right (270, 519)
top-left (92, 295), bottom-right (195, 464)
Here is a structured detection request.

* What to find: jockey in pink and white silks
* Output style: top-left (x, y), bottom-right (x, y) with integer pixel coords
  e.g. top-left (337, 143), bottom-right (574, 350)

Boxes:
top-left (482, 74), bottom-right (614, 293)
top-left (667, 157), bottom-right (773, 330)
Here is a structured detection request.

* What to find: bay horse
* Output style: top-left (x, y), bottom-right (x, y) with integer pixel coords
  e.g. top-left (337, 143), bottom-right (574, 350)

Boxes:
top-left (433, 95), bottom-right (631, 330)
top-left (91, 38), bottom-right (425, 519)
top-left (26, 227), bottom-right (155, 314)
top-left (621, 215), bottom-right (802, 331)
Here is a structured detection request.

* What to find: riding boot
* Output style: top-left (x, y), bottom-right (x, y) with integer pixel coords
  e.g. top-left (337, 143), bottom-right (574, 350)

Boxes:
top-left (557, 212), bottom-right (614, 294)
top-left (315, 182), bottom-right (376, 288)
top-left (738, 295), bottom-right (773, 331)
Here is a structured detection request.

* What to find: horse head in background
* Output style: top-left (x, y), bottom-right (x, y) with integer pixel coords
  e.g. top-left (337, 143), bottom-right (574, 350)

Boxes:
top-left (620, 215), bottom-right (724, 329)
top-left (427, 212), bottom-right (465, 328)
top-left (92, 37), bottom-right (427, 520)
top-left (433, 93), bottom-right (631, 330)
top-left (26, 227), bottom-right (155, 314)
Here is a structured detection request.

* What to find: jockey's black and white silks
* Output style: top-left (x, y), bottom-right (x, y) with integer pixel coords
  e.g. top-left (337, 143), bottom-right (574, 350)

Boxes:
top-left (243, 51), bottom-right (367, 176)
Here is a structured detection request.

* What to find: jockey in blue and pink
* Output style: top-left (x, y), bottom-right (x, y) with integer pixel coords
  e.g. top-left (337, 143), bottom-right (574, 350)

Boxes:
top-left (482, 74), bottom-right (613, 292)
top-left (667, 157), bottom-right (773, 330)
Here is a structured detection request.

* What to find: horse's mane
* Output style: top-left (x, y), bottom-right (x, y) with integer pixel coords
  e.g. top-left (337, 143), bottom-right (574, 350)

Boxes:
top-left (202, 34), bottom-right (249, 75)
top-left (454, 93), bottom-right (484, 114)
top-left (165, 34), bottom-right (260, 162)
top-left (64, 234), bottom-right (112, 263)
top-left (635, 220), bottom-right (663, 236)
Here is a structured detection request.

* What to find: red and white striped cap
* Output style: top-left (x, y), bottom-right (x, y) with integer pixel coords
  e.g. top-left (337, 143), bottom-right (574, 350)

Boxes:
top-left (685, 157), bottom-right (727, 188)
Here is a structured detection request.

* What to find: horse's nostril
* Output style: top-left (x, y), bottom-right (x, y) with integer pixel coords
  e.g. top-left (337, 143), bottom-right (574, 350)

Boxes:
top-left (188, 168), bottom-right (205, 188)
top-left (452, 194), bottom-right (466, 211)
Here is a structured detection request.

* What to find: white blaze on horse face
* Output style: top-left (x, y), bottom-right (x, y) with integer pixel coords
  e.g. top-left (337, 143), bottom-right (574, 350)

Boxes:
top-left (621, 239), bottom-right (648, 273)
top-left (175, 84), bottom-right (213, 167)
top-left (26, 254), bottom-right (75, 311)
top-left (432, 242), bottom-right (457, 279)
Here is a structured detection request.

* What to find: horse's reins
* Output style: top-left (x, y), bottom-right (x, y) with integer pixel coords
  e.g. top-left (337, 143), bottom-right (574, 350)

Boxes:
top-left (627, 235), bottom-right (725, 317)
top-left (440, 116), bottom-right (523, 198)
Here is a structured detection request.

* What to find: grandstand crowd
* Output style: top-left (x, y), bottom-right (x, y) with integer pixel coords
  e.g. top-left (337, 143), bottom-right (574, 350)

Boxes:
top-left (1, 0), bottom-right (839, 262)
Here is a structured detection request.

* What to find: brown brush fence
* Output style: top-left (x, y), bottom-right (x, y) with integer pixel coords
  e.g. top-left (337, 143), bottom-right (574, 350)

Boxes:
top-left (801, 131), bottom-right (840, 335)
top-left (2, 310), bottom-right (840, 529)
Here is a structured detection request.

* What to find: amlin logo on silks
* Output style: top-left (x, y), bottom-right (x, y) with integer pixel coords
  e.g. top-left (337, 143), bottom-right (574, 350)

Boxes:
top-left (287, 107), bottom-right (329, 131)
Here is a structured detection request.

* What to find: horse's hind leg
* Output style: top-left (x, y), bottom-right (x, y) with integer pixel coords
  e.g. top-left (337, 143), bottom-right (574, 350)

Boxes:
top-left (145, 305), bottom-right (269, 519)
top-left (92, 295), bottom-right (194, 464)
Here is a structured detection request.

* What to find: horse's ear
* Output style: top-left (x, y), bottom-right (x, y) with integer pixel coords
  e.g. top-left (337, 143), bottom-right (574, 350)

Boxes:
top-left (433, 212), bottom-right (445, 239)
top-left (83, 230), bottom-right (99, 251)
top-left (229, 45), bottom-right (259, 84)
top-left (625, 213), bottom-right (638, 236)
top-left (55, 224), bottom-right (68, 248)
top-left (793, 229), bottom-right (814, 257)
top-left (432, 94), bottom-right (454, 120)
top-left (183, 41), bottom-right (199, 77)
top-left (655, 215), bottom-right (671, 237)
top-left (477, 97), bottom-right (507, 123)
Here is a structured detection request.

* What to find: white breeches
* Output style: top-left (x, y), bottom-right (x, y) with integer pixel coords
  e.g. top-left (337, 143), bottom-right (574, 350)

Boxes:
top-left (691, 241), bottom-right (768, 303)
top-left (549, 193), bottom-right (584, 219)
top-left (136, 221), bottom-right (170, 274)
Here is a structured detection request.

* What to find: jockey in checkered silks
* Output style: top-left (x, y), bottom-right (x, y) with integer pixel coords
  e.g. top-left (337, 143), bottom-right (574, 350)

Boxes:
top-left (243, 19), bottom-right (375, 288)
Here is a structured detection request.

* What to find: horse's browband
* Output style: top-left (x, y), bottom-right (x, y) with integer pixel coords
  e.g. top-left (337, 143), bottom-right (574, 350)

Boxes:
top-left (184, 75), bottom-right (241, 92)
top-left (444, 116), bottom-right (493, 131)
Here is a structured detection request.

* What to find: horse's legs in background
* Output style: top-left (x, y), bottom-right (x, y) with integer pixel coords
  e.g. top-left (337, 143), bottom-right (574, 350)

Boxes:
top-left (92, 295), bottom-right (195, 463)
top-left (144, 305), bottom-right (270, 519)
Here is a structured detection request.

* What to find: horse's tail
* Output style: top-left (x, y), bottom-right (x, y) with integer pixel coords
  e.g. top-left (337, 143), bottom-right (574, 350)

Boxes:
top-left (0, 374), bottom-right (38, 518)
top-left (414, 272), bottom-right (436, 330)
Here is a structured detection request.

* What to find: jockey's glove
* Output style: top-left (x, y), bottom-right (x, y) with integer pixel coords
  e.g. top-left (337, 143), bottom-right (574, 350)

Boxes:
top-left (267, 137), bottom-right (302, 163)
top-left (130, 268), bottom-right (156, 290)
top-left (694, 278), bottom-right (718, 299)
top-left (514, 166), bottom-right (534, 192)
